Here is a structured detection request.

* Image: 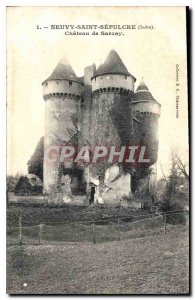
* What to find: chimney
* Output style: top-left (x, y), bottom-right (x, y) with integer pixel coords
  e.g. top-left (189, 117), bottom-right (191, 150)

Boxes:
top-left (84, 64), bottom-right (96, 85)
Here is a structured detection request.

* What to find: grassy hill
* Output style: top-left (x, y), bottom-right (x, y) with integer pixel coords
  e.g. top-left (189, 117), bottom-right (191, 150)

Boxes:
top-left (7, 225), bottom-right (189, 295)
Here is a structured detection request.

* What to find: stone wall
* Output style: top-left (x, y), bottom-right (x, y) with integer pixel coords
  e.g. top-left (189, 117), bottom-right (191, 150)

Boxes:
top-left (79, 85), bottom-right (92, 146)
top-left (37, 66), bottom-right (160, 205)
top-left (87, 90), bottom-right (134, 203)
top-left (43, 79), bottom-right (83, 98)
top-left (92, 74), bottom-right (134, 92)
top-left (132, 100), bottom-right (161, 115)
top-left (44, 96), bottom-right (80, 194)
top-left (131, 114), bottom-right (159, 199)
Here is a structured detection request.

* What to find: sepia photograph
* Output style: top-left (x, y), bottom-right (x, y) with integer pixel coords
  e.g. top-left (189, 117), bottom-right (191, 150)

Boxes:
top-left (6, 6), bottom-right (189, 295)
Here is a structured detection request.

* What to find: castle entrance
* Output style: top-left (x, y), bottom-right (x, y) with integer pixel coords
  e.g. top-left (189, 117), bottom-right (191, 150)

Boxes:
top-left (89, 186), bottom-right (95, 204)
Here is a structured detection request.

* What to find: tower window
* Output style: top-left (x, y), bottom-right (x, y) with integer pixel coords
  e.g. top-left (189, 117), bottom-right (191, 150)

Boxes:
top-left (69, 81), bottom-right (72, 86)
top-left (125, 75), bottom-right (128, 80)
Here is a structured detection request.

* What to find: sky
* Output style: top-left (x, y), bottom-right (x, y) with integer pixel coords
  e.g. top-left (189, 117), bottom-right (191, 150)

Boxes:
top-left (7, 6), bottom-right (189, 178)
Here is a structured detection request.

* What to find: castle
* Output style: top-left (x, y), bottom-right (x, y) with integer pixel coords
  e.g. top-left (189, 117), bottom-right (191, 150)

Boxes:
top-left (27, 49), bottom-right (161, 205)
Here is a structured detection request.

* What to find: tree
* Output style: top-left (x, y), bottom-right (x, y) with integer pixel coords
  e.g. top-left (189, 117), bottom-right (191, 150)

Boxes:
top-left (175, 153), bottom-right (189, 180)
top-left (161, 147), bottom-right (189, 211)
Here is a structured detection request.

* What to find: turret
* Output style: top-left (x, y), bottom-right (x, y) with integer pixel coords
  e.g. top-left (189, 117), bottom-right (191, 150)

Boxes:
top-left (132, 79), bottom-right (161, 165)
top-left (42, 57), bottom-right (83, 99)
top-left (131, 79), bottom-right (161, 201)
top-left (89, 50), bottom-right (136, 204)
top-left (42, 57), bottom-right (84, 194)
top-left (132, 79), bottom-right (161, 116)
top-left (89, 49), bottom-right (136, 149)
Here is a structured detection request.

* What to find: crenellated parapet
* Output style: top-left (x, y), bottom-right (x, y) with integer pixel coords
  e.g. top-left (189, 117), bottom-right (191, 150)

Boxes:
top-left (133, 110), bottom-right (160, 118)
top-left (92, 87), bottom-right (134, 98)
top-left (43, 93), bottom-right (81, 101)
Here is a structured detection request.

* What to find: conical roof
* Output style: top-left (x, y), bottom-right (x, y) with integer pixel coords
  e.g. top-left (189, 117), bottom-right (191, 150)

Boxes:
top-left (133, 79), bottom-right (159, 103)
top-left (42, 57), bottom-right (83, 85)
top-left (92, 49), bottom-right (136, 80)
top-left (136, 79), bottom-right (149, 92)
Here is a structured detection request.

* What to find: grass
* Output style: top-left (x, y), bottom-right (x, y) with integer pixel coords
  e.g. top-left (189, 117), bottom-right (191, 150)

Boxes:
top-left (7, 203), bottom-right (189, 294)
top-left (7, 225), bottom-right (189, 294)
top-left (7, 203), bottom-right (151, 227)
top-left (7, 214), bottom-right (165, 245)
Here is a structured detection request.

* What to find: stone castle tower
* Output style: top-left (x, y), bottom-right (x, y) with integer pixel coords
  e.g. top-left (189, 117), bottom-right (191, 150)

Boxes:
top-left (131, 79), bottom-right (161, 202)
top-left (42, 57), bottom-right (83, 194)
top-left (28, 49), bottom-right (161, 205)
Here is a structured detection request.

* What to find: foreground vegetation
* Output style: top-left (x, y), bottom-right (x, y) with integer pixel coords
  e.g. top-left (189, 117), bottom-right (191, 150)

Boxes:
top-left (7, 225), bottom-right (189, 294)
top-left (7, 203), bottom-right (151, 227)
